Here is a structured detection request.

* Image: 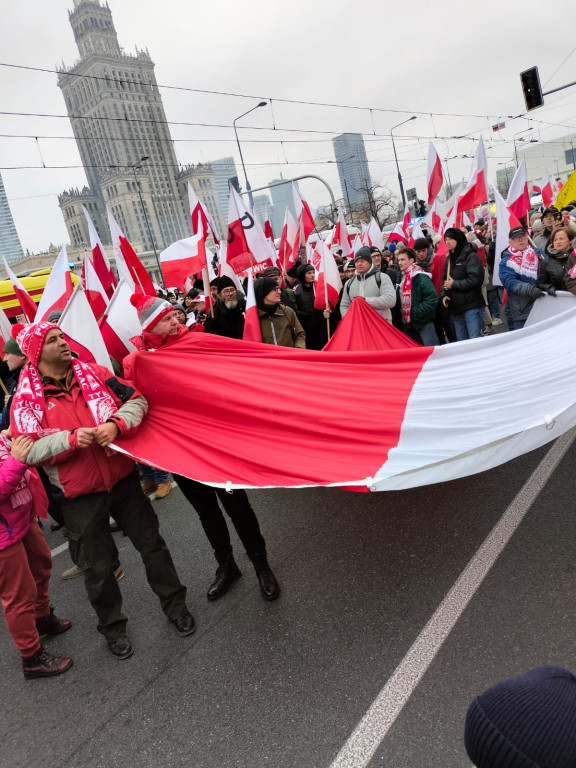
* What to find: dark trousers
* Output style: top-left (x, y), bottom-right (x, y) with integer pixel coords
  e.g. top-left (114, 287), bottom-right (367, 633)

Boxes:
top-left (61, 471), bottom-right (188, 641)
top-left (173, 475), bottom-right (266, 564)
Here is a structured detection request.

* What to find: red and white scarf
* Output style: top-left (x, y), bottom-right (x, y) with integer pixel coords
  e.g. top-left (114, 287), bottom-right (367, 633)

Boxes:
top-left (12, 359), bottom-right (117, 439)
top-left (401, 263), bottom-right (428, 323)
top-left (507, 245), bottom-right (539, 280)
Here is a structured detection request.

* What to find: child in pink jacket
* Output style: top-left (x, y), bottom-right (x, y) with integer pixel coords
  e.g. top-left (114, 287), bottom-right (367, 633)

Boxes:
top-left (0, 432), bottom-right (73, 679)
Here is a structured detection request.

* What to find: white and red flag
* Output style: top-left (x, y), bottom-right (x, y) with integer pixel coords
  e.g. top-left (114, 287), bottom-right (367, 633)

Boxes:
top-left (59, 284), bottom-right (111, 368)
top-left (160, 234), bottom-right (206, 290)
top-left (83, 206), bottom-right (116, 297)
top-left (332, 207), bottom-right (354, 259)
top-left (426, 142), bottom-right (444, 205)
top-left (0, 305), bottom-right (13, 357)
top-left (506, 159), bottom-right (531, 221)
top-left (278, 208), bottom-right (299, 272)
top-left (106, 207), bottom-right (134, 290)
top-left (217, 243), bottom-right (243, 292)
top-left (387, 222), bottom-right (408, 245)
top-left (366, 217), bottom-right (384, 251)
top-left (118, 235), bottom-right (155, 295)
top-left (423, 199), bottom-right (442, 233)
top-left (35, 246), bottom-right (74, 323)
top-left (82, 252), bottom-right (109, 319)
top-left (242, 269), bottom-right (261, 343)
top-left (492, 183), bottom-right (523, 287)
top-left (226, 186), bottom-right (274, 275)
top-left (538, 170), bottom-right (553, 208)
top-left (408, 219), bottom-right (426, 247)
top-left (292, 183), bottom-right (316, 242)
top-left (98, 279), bottom-right (140, 364)
top-left (314, 238), bottom-right (341, 311)
top-left (457, 138), bottom-right (488, 214)
top-left (3, 258), bottom-right (37, 321)
top-left (187, 182), bottom-right (217, 243)
top-left (263, 202), bottom-right (275, 241)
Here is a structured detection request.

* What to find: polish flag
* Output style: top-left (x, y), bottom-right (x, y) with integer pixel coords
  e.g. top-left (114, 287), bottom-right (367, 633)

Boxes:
top-left (435, 184), bottom-right (463, 226)
top-left (314, 238), bottom-right (341, 311)
top-left (492, 183), bottom-right (523, 287)
top-left (409, 219), bottom-right (426, 247)
top-left (387, 222), bottom-right (408, 245)
top-left (106, 207), bottom-right (134, 291)
top-left (506, 159), bottom-right (531, 221)
top-left (402, 204), bottom-right (412, 238)
top-left (423, 199), bottom-right (442, 233)
top-left (35, 245), bottom-right (74, 322)
top-left (83, 252), bottom-right (109, 319)
top-left (263, 202), bottom-right (275, 241)
top-left (430, 204), bottom-right (458, 294)
top-left (217, 243), bottom-right (243, 292)
top-left (552, 177), bottom-right (564, 198)
top-left (242, 269), bottom-right (261, 343)
top-left (187, 182), bottom-right (211, 240)
top-left (333, 207), bottom-right (354, 259)
top-left (532, 183), bottom-right (541, 194)
top-left (457, 138), bottom-right (488, 213)
top-left (98, 279), bottom-right (140, 364)
top-left (539, 170), bottom-right (553, 208)
top-left (292, 183), bottom-right (316, 241)
top-left (278, 208), bottom-right (299, 272)
top-left (226, 186), bottom-right (274, 275)
top-left (119, 236), bottom-right (155, 295)
top-left (366, 217), bottom-right (384, 251)
top-left (59, 285), bottom-right (111, 368)
top-left (160, 233), bottom-right (206, 289)
top-left (83, 206), bottom-right (116, 297)
top-left (427, 142), bottom-right (444, 205)
top-left (0, 305), bottom-right (13, 357)
top-left (3, 258), bottom-right (37, 321)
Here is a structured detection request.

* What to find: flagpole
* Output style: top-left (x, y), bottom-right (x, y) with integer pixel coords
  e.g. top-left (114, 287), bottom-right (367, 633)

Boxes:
top-left (202, 266), bottom-right (215, 318)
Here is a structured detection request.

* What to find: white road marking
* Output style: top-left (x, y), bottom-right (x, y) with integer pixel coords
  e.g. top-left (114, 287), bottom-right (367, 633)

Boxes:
top-left (329, 430), bottom-right (576, 768)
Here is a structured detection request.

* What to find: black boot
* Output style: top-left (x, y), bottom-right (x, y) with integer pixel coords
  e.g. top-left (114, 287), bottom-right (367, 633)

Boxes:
top-left (206, 554), bottom-right (241, 601)
top-left (250, 552), bottom-right (280, 601)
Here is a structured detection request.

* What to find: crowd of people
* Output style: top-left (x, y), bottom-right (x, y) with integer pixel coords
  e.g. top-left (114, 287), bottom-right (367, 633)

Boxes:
top-left (1, 201), bottom-right (576, 763)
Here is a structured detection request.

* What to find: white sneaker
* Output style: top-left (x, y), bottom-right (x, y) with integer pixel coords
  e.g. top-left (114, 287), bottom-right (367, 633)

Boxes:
top-left (492, 318), bottom-right (503, 326)
top-left (62, 564), bottom-right (86, 580)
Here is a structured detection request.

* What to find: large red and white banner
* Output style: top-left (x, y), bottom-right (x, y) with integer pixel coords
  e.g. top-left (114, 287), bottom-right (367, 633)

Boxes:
top-left (112, 298), bottom-right (576, 492)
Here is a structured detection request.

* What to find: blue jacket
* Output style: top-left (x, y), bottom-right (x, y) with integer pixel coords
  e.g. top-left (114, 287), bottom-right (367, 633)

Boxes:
top-left (499, 246), bottom-right (545, 325)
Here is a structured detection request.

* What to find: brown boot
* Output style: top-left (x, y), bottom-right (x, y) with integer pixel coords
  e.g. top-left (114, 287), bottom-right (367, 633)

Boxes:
top-left (22, 646), bottom-right (73, 679)
top-left (154, 481), bottom-right (172, 499)
top-left (36, 606), bottom-right (72, 637)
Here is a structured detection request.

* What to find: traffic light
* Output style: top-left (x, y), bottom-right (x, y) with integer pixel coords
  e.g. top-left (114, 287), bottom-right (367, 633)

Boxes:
top-left (520, 67), bottom-right (543, 111)
top-left (418, 200), bottom-right (427, 217)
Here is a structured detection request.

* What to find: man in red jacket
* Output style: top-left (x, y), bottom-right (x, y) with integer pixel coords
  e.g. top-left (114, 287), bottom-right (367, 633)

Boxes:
top-left (10, 321), bottom-right (195, 660)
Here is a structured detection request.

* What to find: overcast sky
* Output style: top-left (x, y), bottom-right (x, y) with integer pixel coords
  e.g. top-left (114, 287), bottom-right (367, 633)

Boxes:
top-left (2, 0), bottom-right (576, 252)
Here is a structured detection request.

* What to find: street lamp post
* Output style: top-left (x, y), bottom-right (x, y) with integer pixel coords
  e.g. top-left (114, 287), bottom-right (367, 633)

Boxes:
top-left (327, 154), bottom-right (355, 222)
top-left (513, 127), bottom-right (534, 167)
top-left (233, 101), bottom-right (267, 210)
top-left (391, 116), bottom-right (417, 209)
top-left (109, 156), bottom-right (162, 285)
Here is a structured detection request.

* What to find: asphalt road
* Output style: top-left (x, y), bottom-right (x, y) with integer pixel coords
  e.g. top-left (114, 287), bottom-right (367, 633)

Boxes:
top-left (2, 436), bottom-right (575, 768)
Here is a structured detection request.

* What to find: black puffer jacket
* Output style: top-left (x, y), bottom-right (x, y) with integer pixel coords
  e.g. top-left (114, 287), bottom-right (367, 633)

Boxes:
top-left (441, 241), bottom-right (485, 315)
top-left (537, 247), bottom-right (572, 294)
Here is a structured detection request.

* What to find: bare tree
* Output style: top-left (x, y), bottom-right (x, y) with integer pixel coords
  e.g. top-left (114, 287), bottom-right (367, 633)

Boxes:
top-left (352, 181), bottom-right (400, 228)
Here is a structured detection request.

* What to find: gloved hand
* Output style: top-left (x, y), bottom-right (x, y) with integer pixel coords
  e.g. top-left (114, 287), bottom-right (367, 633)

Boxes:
top-left (547, 286), bottom-right (557, 296)
top-left (528, 284), bottom-right (544, 300)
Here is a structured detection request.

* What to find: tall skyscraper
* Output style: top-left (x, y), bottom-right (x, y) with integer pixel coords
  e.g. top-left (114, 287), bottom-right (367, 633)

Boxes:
top-left (209, 157), bottom-right (239, 222)
top-left (0, 173), bottom-right (25, 265)
top-left (332, 133), bottom-right (372, 211)
top-left (269, 175), bottom-right (296, 238)
top-left (57, 0), bottom-right (194, 250)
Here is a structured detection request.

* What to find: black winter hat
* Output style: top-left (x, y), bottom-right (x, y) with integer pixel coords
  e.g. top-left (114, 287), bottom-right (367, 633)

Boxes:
top-left (186, 289), bottom-right (199, 300)
top-left (354, 246), bottom-right (373, 264)
top-left (217, 275), bottom-right (236, 292)
top-left (297, 262), bottom-right (315, 280)
top-left (254, 277), bottom-right (280, 305)
top-left (464, 666), bottom-right (576, 768)
top-left (286, 261), bottom-right (302, 278)
top-left (444, 227), bottom-right (468, 253)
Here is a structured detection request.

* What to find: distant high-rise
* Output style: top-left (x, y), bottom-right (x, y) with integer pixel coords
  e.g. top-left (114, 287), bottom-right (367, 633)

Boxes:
top-left (269, 176), bottom-right (296, 238)
top-left (332, 133), bottom-right (372, 211)
top-left (0, 173), bottom-right (25, 265)
top-left (210, 157), bottom-right (239, 222)
top-left (57, 0), bottom-right (191, 251)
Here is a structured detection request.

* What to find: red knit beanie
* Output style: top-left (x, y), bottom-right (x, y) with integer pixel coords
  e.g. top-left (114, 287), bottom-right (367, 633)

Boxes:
top-left (12, 322), bottom-right (60, 367)
top-left (130, 294), bottom-right (175, 332)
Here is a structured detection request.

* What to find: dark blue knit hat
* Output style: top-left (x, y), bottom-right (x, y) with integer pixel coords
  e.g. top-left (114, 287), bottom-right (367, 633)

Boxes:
top-left (464, 666), bottom-right (576, 767)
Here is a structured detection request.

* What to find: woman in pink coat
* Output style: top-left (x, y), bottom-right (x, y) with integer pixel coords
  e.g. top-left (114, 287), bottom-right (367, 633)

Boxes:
top-left (0, 433), bottom-right (73, 678)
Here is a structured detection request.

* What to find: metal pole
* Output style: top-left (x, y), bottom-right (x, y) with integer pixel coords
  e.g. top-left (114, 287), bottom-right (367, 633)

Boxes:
top-left (514, 138), bottom-right (519, 168)
top-left (244, 174), bottom-right (338, 214)
top-left (133, 165), bottom-right (161, 281)
top-left (233, 120), bottom-right (253, 210)
top-left (391, 131), bottom-right (406, 209)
